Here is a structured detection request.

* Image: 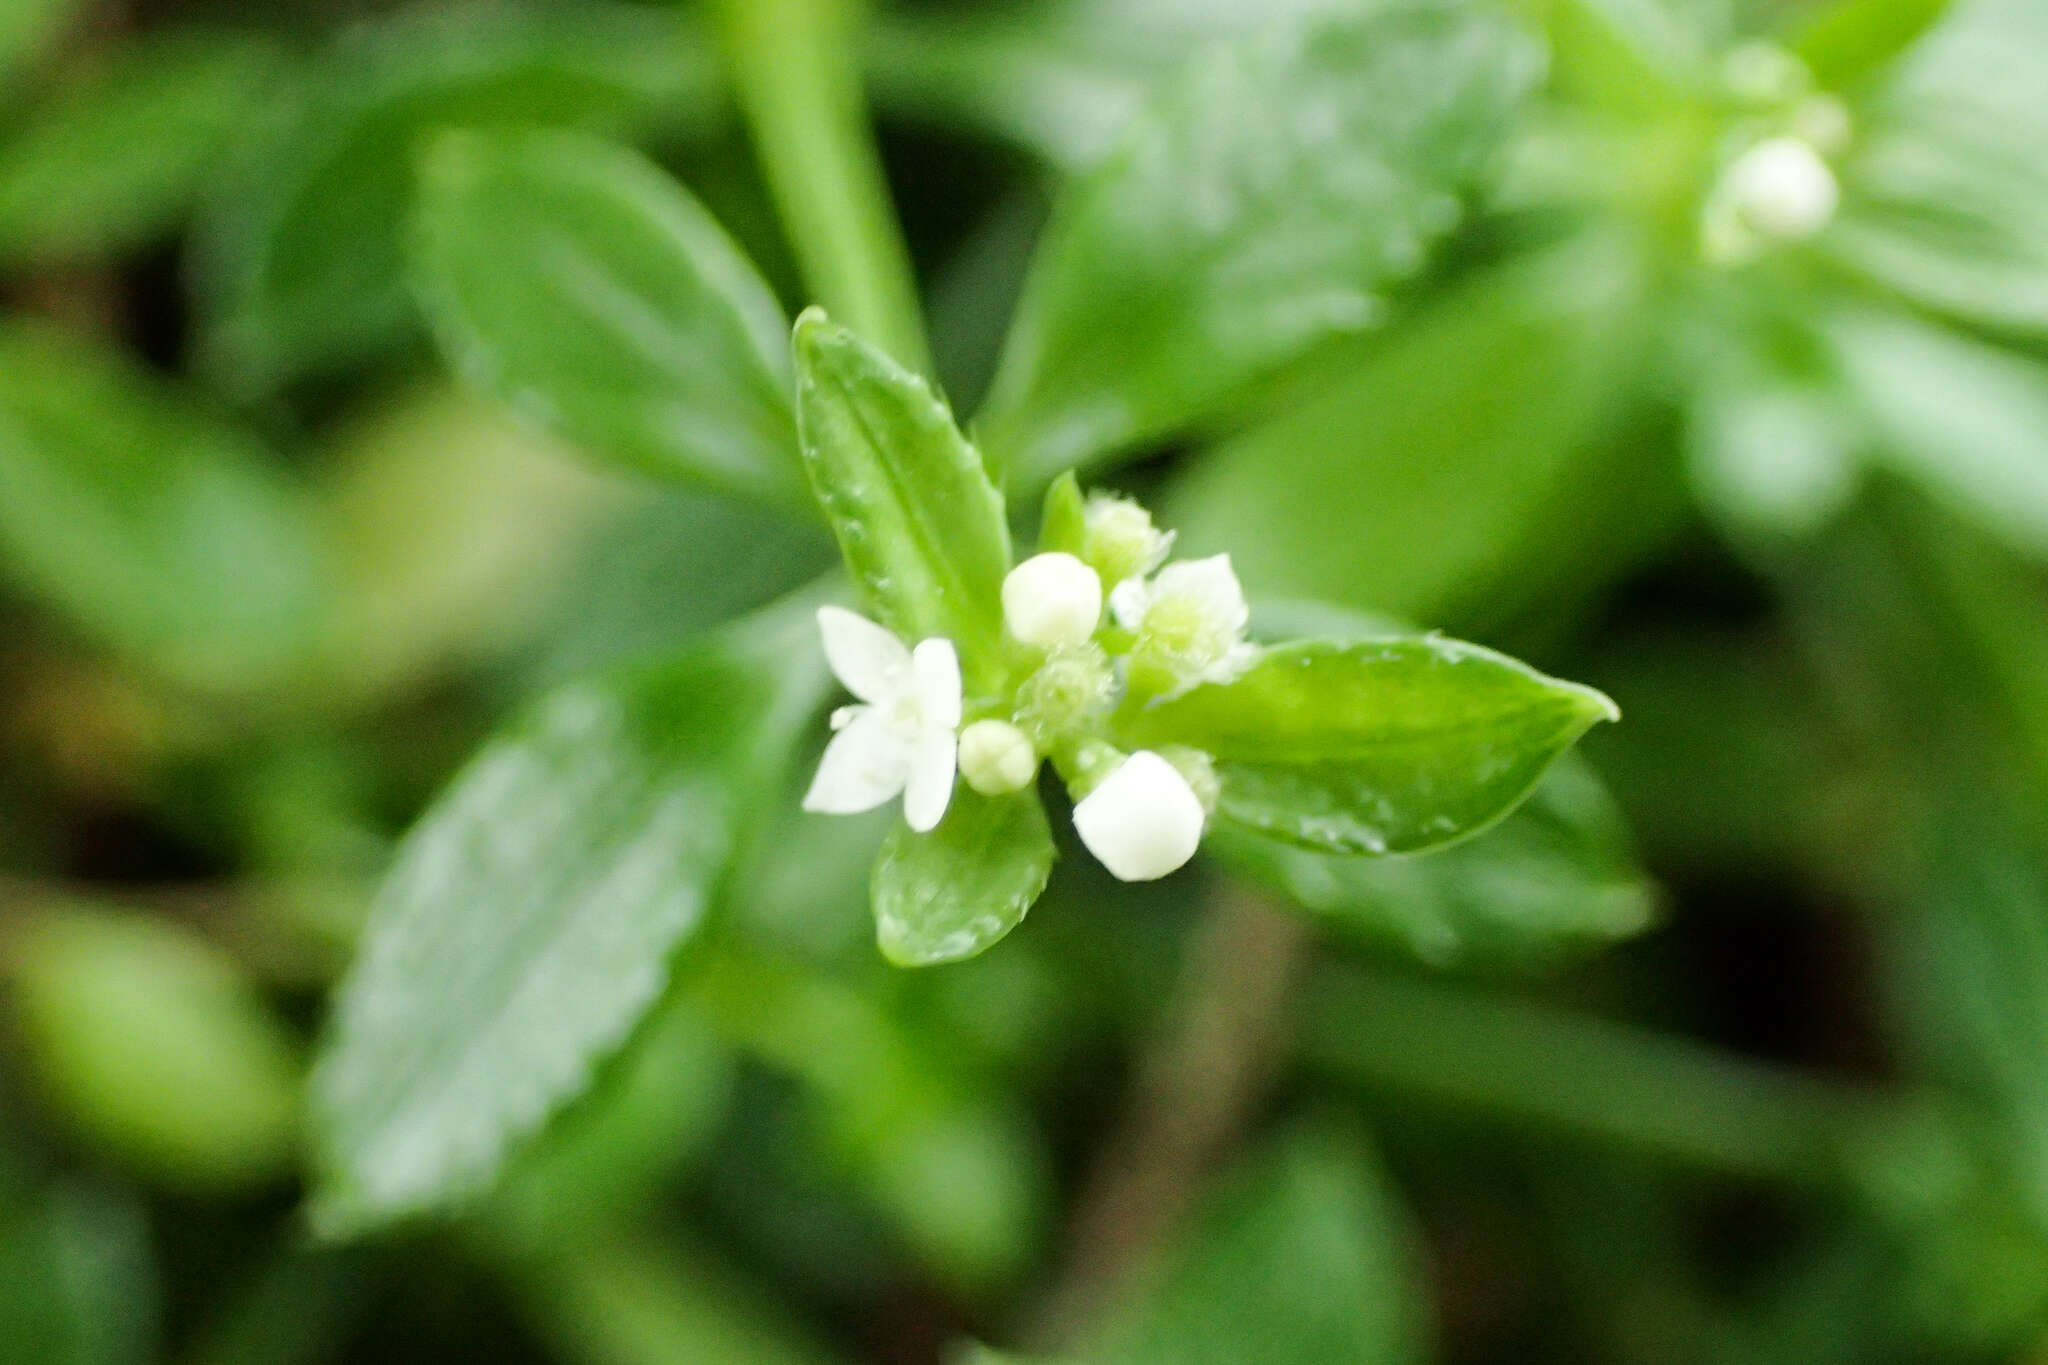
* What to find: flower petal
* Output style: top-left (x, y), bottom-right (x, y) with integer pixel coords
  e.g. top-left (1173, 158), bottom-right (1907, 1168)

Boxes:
top-left (817, 606), bottom-right (910, 703)
top-left (1154, 554), bottom-right (1248, 634)
top-left (1073, 750), bottom-right (1205, 881)
top-left (911, 637), bottom-right (962, 730)
top-left (902, 722), bottom-right (958, 833)
top-left (802, 708), bottom-right (909, 814)
top-left (1108, 576), bottom-right (1150, 631)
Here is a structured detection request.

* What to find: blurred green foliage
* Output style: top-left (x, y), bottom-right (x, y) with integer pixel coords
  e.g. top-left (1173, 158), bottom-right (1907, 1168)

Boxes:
top-left (1, 0), bottom-right (2048, 1362)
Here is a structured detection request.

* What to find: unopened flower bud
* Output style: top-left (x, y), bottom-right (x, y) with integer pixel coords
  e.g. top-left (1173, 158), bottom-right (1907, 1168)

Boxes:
top-left (1081, 495), bottom-right (1173, 587)
top-left (958, 719), bottom-right (1038, 795)
top-left (1724, 136), bottom-right (1838, 241)
top-left (1012, 643), bottom-right (1115, 749)
top-left (1003, 552), bottom-right (1102, 649)
top-left (1073, 750), bottom-right (1206, 881)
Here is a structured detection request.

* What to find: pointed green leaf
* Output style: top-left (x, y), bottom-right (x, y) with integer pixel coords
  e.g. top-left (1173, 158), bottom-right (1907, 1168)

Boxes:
top-left (192, 3), bottom-right (717, 393)
top-left (411, 128), bottom-right (802, 508)
top-left (793, 310), bottom-right (1012, 684)
top-left (1120, 637), bottom-right (1618, 855)
top-left (872, 788), bottom-right (1054, 966)
top-left (1037, 469), bottom-right (1087, 557)
top-left (0, 32), bottom-right (281, 264)
top-left (308, 596), bottom-right (827, 1237)
top-left (977, 7), bottom-right (1544, 485)
top-left (0, 322), bottom-right (326, 695)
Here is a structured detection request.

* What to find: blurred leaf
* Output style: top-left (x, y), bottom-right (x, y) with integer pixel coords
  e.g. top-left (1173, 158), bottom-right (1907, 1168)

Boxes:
top-left (0, 0), bottom-right (84, 88)
top-left (522, 491), bottom-right (835, 688)
top-left (1164, 236), bottom-right (1649, 625)
top-left (867, 0), bottom-right (1358, 170)
top-left (412, 128), bottom-right (803, 508)
top-left (1823, 309), bottom-right (2048, 563)
top-left (1686, 373), bottom-right (1863, 541)
top-left (1122, 636), bottom-right (1617, 855)
top-left (318, 385), bottom-right (631, 705)
top-left (7, 907), bottom-right (300, 1192)
top-left (487, 994), bottom-right (736, 1252)
top-left (976, 6), bottom-right (1544, 486)
top-left (0, 1177), bottom-right (157, 1365)
top-left (1090, 1121), bottom-right (1426, 1365)
top-left (0, 32), bottom-right (281, 264)
top-left (193, 1), bottom-right (719, 395)
top-left (0, 323), bottom-right (326, 695)
top-left (873, 787), bottom-right (1055, 966)
top-left (506, 1226), bottom-right (843, 1365)
top-left (308, 595), bottom-right (828, 1237)
top-left (1790, 0), bottom-right (1951, 88)
top-left (692, 946), bottom-right (1048, 1290)
top-left (793, 310), bottom-right (1011, 686)
top-left (1215, 755), bottom-right (1654, 965)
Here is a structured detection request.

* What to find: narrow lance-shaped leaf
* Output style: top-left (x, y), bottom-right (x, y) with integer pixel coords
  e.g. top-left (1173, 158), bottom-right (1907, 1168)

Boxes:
top-left (793, 310), bottom-right (1012, 687)
top-left (307, 593), bottom-right (829, 1237)
top-left (411, 128), bottom-right (803, 509)
top-left (0, 322), bottom-right (326, 695)
top-left (872, 787), bottom-right (1055, 967)
top-left (1120, 637), bottom-right (1618, 855)
top-left (977, 7), bottom-right (1545, 486)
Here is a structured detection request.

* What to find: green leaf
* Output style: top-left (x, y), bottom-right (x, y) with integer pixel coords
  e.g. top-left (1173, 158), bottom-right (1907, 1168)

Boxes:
top-left (977, 6), bottom-right (1544, 485)
top-left (307, 595), bottom-right (828, 1237)
top-left (0, 32), bottom-right (281, 264)
top-left (1790, 0), bottom-right (1951, 89)
top-left (1091, 1121), bottom-right (1426, 1365)
top-left (1120, 636), bottom-right (1618, 855)
top-left (411, 127), bottom-right (802, 508)
top-left (7, 907), bottom-right (301, 1194)
top-left (0, 0), bottom-right (86, 88)
top-left (1037, 469), bottom-right (1087, 557)
top-left (1213, 756), bottom-right (1655, 966)
top-left (0, 322), bottom-right (326, 695)
top-left (192, 2), bottom-right (717, 395)
top-left (1823, 309), bottom-right (2048, 562)
top-left (1163, 236), bottom-right (1652, 627)
top-left (0, 1178), bottom-right (157, 1365)
top-left (793, 309), bottom-right (1012, 685)
top-left (873, 788), bottom-right (1055, 966)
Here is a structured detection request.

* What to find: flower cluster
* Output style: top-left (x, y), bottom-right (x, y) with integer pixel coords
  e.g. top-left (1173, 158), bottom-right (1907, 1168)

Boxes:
top-left (803, 490), bottom-right (1249, 881)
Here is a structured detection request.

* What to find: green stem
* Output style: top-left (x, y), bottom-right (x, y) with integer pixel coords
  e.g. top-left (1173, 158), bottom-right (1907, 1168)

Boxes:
top-left (713, 0), bottom-right (931, 374)
top-left (1298, 962), bottom-right (1972, 1206)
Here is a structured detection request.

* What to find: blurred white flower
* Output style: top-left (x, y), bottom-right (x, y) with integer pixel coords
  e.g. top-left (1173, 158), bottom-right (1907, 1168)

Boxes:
top-left (1724, 136), bottom-right (1838, 242)
top-left (802, 606), bottom-right (961, 832)
top-left (1003, 552), bottom-right (1103, 648)
top-left (1073, 750), bottom-right (1206, 881)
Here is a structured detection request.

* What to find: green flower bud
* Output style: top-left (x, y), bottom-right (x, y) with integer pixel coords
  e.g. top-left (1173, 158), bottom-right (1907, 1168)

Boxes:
top-left (958, 719), bottom-right (1039, 794)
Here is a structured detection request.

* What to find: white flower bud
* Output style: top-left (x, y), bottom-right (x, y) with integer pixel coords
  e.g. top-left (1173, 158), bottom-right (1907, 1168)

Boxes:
top-left (1724, 136), bottom-right (1838, 242)
top-left (1072, 750), bottom-right (1206, 882)
top-left (1003, 552), bottom-right (1103, 649)
top-left (958, 719), bottom-right (1038, 795)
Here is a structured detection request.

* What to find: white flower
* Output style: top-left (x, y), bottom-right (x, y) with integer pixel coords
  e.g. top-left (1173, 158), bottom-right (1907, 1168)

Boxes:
top-left (1073, 750), bottom-right (1206, 881)
top-left (1003, 552), bottom-right (1103, 649)
top-left (1723, 136), bottom-right (1837, 241)
top-left (802, 606), bottom-right (961, 833)
top-left (1110, 553), bottom-right (1254, 684)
